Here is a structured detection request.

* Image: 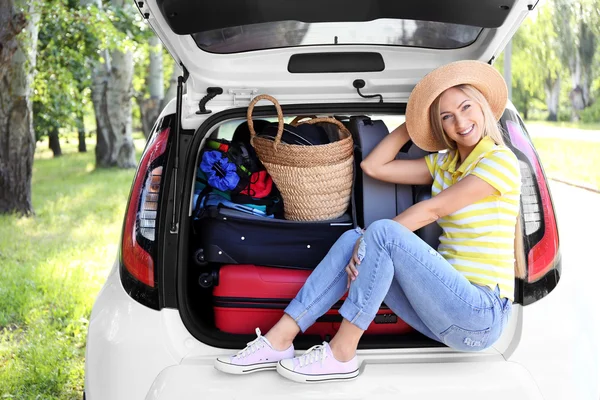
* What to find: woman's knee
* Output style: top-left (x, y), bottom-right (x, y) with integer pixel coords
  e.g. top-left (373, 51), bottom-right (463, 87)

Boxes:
top-left (365, 219), bottom-right (408, 242)
top-left (334, 228), bottom-right (363, 251)
top-left (341, 227), bottom-right (364, 240)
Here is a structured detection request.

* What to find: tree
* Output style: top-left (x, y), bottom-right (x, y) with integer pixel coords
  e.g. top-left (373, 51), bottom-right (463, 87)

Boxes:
top-left (82, 0), bottom-right (137, 168)
top-left (553, 0), bottom-right (598, 120)
top-left (511, 3), bottom-right (564, 121)
top-left (575, 1), bottom-right (597, 108)
top-left (136, 36), bottom-right (163, 138)
top-left (0, 0), bottom-right (40, 215)
top-left (134, 43), bottom-right (180, 138)
top-left (33, 0), bottom-right (99, 157)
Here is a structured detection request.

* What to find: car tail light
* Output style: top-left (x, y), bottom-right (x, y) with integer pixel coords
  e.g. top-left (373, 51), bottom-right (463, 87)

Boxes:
top-left (506, 121), bottom-right (560, 283)
top-left (121, 125), bottom-right (170, 308)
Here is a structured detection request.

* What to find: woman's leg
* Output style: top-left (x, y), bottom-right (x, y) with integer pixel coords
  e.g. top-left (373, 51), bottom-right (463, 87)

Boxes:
top-left (215, 228), bottom-right (362, 375)
top-left (337, 219), bottom-right (508, 353)
top-left (263, 314), bottom-right (300, 351)
top-left (265, 227), bottom-right (363, 349)
top-left (382, 280), bottom-right (440, 341)
top-left (274, 219), bottom-right (509, 382)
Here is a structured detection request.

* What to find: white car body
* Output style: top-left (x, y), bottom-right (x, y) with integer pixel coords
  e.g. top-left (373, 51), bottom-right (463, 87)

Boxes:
top-left (85, 251), bottom-right (597, 399)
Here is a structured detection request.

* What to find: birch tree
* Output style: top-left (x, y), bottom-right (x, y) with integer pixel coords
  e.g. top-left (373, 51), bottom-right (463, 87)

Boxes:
top-left (0, 0), bottom-right (40, 214)
top-left (135, 37), bottom-right (180, 139)
top-left (82, 0), bottom-right (136, 168)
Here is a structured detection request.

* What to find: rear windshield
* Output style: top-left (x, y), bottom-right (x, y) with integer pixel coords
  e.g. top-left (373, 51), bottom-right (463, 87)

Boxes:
top-left (192, 19), bottom-right (482, 54)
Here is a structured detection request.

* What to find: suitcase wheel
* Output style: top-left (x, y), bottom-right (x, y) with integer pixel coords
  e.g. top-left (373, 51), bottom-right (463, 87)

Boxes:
top-left (193, 248), bottom-right (209, 266)
top-left (198, 270), bottom-right (219, 288)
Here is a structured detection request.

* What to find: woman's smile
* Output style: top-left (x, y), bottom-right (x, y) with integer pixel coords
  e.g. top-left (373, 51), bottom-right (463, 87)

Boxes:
top-left (457, 124), bottom-right (475, 136)
top-left (439, 87), bottom-right (485, 159)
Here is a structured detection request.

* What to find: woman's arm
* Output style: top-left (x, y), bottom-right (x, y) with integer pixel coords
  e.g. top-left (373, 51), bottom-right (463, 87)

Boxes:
top-left (360, 123), bottom-right (433, 185)
top-left (393, 174), bottom-right (498, 232)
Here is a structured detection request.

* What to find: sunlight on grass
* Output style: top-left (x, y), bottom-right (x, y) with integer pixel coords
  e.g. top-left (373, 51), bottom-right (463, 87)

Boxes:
top-left (0, 136), bottom-right (141, 399)
top-left (526, 120), bottom-right (600, 131)
top-left (533, 137), bottom-right (600, 191)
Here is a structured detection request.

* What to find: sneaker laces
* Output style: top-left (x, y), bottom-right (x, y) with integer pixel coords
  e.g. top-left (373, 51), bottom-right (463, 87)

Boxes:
top-left (298, 342), bottom-right (328, 367)
top-left (235, 328), bottom-right (266, 358)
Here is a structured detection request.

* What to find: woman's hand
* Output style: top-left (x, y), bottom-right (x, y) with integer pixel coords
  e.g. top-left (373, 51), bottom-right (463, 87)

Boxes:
top-left (346, 238), bottom-right (362, 288)
top-left (360, 123), bottom-right (433, 186)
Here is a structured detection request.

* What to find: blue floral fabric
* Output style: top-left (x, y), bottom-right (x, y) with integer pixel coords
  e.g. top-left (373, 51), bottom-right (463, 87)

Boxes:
top-left (200, 150), bottom-right (240, 192)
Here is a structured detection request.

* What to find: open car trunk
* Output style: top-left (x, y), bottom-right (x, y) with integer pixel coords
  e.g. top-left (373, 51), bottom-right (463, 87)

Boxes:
top-left (177, 102), bottom-right (449, 350)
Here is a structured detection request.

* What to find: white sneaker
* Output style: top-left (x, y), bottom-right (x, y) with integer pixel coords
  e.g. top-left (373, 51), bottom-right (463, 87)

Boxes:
top-left (214, 328), bottom-right (295, 375)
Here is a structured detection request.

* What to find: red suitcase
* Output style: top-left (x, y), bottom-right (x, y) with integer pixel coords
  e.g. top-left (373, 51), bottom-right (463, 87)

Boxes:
top-left (213, 264), bottom-right (413, 338)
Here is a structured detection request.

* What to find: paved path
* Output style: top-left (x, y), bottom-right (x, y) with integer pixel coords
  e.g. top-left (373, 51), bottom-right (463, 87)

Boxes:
top-left (548, 181), bottom-right (600, 382)
top-left (516, 181), bottom-right (600, 399)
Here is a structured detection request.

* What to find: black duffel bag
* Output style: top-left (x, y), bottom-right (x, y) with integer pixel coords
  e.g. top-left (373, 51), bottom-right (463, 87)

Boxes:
top-left (257, 120), bottom-right (330, 146)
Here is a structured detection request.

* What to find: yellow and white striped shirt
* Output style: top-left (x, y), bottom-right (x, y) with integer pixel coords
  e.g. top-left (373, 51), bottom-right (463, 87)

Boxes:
top-left (424, 136), bottom-right (521, 300)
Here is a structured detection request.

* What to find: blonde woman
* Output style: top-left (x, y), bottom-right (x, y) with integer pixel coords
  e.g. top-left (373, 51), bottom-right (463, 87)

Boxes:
top-left (214, 60), bottom-right (523, 383)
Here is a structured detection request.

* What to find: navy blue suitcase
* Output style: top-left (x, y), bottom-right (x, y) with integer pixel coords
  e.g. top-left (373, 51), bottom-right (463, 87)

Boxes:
top-left (192, 206), bottom-right (354, 269)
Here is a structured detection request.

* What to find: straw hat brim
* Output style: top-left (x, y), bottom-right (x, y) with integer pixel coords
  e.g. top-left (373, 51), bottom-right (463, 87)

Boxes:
top-left (405, 60), bottom-right (508, 152)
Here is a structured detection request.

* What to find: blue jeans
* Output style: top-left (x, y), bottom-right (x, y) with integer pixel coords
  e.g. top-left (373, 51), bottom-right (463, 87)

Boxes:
top-left (285, 219), bottom-right (512, 352)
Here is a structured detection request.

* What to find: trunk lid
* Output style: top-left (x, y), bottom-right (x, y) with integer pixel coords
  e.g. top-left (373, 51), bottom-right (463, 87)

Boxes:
top-left (136, 0), bottom-right (538, 112)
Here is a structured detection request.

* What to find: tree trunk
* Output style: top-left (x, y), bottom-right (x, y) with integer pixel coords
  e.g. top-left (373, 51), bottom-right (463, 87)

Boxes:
top-left (139, 36), bottom-right (164, 139)
top-left (569, 86), bottom-right (584, 122)
top-left (161, 64), bottom-right (180, 110)
top-left (107, 49), bottom-right (136, 168)
top-left (0, 0), bottom-right (39, 215)
top-left (48, 128), bottom-right (62, 157)
top-left (582, 75), bottom-right (591, 108)
top-left (579, 21), bottom-right (595, 108)
top-left (148, 36), bottom-right (164, 100)
top-left (544, 76), bottom-right (560, 122)
top-left (139, 97), bottom-right (160, 139)
top-left (568, 51), bottom-right (584, 122)
top-left (84, 0), bottom-right (136, 169)
top-left (91, 61), bottom-right (112, 167)
top-left (76, 111), bottom-right (87, 152)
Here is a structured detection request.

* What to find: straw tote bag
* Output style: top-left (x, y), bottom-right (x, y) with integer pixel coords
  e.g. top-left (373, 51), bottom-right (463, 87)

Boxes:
top-left (247, 94), bottom-right (354, 221)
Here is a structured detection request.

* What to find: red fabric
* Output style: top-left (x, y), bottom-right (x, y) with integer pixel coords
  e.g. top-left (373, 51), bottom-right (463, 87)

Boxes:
top-left (241, 170), bottom-right (272, 198)
top-left (218, 143), bottom-right (229, 152)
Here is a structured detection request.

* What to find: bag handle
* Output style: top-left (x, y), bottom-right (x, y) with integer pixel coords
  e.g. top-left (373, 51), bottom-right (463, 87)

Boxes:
top-left (290, 115), bottom-right (317, 126)
top-left (297, 117), bottom-right (352, 140)
top-left (247, 94), bottom-right (284, 150)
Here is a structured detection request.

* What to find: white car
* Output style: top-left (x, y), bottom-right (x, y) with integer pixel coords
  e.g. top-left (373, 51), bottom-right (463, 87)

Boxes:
top-left (83, 0), bottom-right (598, 398)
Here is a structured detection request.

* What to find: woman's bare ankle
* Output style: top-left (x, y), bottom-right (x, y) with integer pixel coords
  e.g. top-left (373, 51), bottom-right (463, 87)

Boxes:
top-left (328, 319), bottom-right (362, 362)
top-left (264, 332), bottom-right (293, 351)
top-left (328, 341), bottom-right (357, 362)
top-left (264, 314), bottom-right (300, 351)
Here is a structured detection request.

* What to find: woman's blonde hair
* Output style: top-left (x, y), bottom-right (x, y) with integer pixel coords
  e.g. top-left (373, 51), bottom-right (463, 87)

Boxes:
top-left (429, 84), bottom-right (526, 280)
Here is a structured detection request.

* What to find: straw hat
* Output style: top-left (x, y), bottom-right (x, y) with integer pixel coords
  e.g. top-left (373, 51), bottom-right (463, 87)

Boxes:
top-left (405, 60), bottom-right (508, 152)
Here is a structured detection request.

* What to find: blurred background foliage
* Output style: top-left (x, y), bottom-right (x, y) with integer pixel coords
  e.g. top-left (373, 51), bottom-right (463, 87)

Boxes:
top-left (28, 0), bottom-right (600, 156)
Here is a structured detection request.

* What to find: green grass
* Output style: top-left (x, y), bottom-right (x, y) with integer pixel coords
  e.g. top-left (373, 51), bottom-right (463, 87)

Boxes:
top-left (526, 120), bottom-right (600, 131)
top-left (0, 135), bottom-right (144, 399)
top-left (533, 137), bottom-right (600, 191)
